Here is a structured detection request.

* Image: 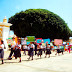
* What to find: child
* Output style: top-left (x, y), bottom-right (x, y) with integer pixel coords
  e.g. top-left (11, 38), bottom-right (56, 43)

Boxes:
top-left (23, 44), bottom-right (27, 55)
top-left (28, 42), bottom-right (35, 60)
top-left (11, 40), bottom-right (21, 62)
top-left (45, 43), bottom-right (51, 58)
top-left (0, 40), bottom-right (4, 64)
top-left (37, 44), bottom-right (42, 58)
top-left (55, 45), bottom-right (60, 56)
top-left (8, 37), bottom-right (16, 60)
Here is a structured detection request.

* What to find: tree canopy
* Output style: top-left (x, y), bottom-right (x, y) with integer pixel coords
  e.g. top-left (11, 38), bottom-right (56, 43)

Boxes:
top-left (8, 9), bottom-right (71, 40)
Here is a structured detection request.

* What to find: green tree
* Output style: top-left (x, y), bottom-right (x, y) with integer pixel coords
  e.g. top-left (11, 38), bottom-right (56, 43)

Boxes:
top-left (8, 9), bottom-right (71, 40)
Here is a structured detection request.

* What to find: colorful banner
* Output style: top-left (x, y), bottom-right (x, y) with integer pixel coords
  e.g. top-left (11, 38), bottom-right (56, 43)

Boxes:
top-left (7, 38), bottom-right (12, 45)
top-left (27, 42), bottom-right (30, 45)
top-left (26, 36), bottom-right (35, 42)
top-left (21, 40), bottom-right (27, 45)
top-left (36, 38), bottom-right (42, 44)
top-left (54, 39), bottom-right (63, 45)
top-left (43, 38), bottom-right (50, 44)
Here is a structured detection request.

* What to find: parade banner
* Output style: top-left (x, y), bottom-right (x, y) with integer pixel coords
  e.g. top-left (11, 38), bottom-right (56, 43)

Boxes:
top-left (7, 38), bottom-right (12, 45)
top-left (21, 40), bottom-right (27, 45)
top-left (26, 36), bottom-right (35, 42)
top-left (54, 39), bottom-right (63, 45)
top-left (27, 42), bottom-right (30, 45)
top-left (36, 38), bottom-right (42, 44)
top-left (43, 38), bottom-right (50, 44)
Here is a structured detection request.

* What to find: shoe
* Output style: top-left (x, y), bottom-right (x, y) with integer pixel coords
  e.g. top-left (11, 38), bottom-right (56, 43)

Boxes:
top-left (8, 57), bottom-right (12, 60)
top-left (2, 62), bottom-right (4, 64)
top-left (19, 60), bottom-right (21, 62)
top-left (31, 59), bottom-right (33, 60)
top-left (45, 56), bottom-right (46, 58)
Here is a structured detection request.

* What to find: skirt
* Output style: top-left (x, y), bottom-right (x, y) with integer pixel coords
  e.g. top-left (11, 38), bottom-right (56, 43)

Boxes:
top-left (29, 48), bottom-right (34, 56)
top-left (37, 49), bottom-right (42, 55)
top-left (46, 49), bottom-right (51, 54)
top-left (57, 49), bottom-right (60, 53)
top-left (0, 49), bottom-right (4, 58)
top-left (14, 49), bottom-right (21, 58)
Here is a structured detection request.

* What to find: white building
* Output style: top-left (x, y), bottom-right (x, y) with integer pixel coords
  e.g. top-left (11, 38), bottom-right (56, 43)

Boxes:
top-left (0, 17), bottom-right (12, 51)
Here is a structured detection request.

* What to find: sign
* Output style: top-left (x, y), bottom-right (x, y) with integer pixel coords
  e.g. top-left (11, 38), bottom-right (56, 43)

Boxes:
top-left (7, 38), bottom-right (12, 45)
top-left (26, 36), bottom-right (35, 42)
top-left (21, 40), bottom-right (27, 45)
top-left (54, 39), bottom-right (63, 45)
top-left (36, 38), bottom-right (42, 44)
top-left (27, 42), bottom-right (30, 45)
top-left (43, 38), bottom-right (50, 44)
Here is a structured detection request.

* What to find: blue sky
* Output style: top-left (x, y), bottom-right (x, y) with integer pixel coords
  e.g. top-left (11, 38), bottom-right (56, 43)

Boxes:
top-left (0, 0), bottom-right (72, 35)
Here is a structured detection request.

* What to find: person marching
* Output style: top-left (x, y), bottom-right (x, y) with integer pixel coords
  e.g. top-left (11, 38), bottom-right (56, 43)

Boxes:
top-left (45, 43), bottom-right (51, 58)
top-left (34, 41), bottom-right (37, 55)
top-left (37, 44), bottom-right (42, 58)
top-left (11, 39), bottom-right (21, 62)
top-left (8, 37), bottom-right (16, 60)
top-left (0, 40), bottom-right (4, 64)
top-left (55, 45), bottom-right (60, 56)
top-left (23, 44), bottom-right (27, 55)
top-left (28, 42), bottom-right (35, 60)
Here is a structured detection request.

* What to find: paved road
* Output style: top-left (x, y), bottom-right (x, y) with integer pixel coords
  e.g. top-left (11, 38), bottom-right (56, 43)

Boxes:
top-left (0, 51), bottom-right (72, 72)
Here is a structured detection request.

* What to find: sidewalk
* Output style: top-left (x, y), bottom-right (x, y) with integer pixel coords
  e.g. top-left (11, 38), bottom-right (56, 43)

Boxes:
top-left (0, 51), bottom-right (72, 72)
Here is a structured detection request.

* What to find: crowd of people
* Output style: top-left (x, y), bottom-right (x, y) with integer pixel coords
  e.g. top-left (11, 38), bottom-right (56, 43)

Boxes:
top-left (0, 37), bottom-right (71, 64)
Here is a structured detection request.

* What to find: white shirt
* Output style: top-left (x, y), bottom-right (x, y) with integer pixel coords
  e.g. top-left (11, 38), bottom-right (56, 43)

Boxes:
top-left (16, 44), bottom-right (21, 49)
top-left (23, 45), bottom-right (27, 49)
top-left (31, 44), bottom-right (35, 48)
top-left (0, 44), bottom-right (4, 49)
top-left (65, 45), bottom-right (68, 49)
top-left (11, 41), bottom-right (16, 48)
top-left (27, 46), bottom-right (30, 50)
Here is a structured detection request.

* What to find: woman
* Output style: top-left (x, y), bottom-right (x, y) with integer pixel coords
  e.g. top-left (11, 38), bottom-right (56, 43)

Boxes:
top-left (0, 40), bottom-right (4, 64)
top-left (45, 43), bottom-right (51, 58)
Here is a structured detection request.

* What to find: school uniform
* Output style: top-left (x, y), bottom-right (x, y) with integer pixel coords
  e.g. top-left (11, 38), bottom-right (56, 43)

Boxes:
top-left (14, 44), bottom-right (21, 58)
top-left (27, 45), bottom-right (30, 55)
top-left (9, 41), bottom-right (16, 58)
top-left (29, 44), bottom-right (34, 57)
top-left (0, 44), bottom-right (4, 58)
top-left (23, 45), bottom-right (27, 55)
top-left (37, 45), bottom-right (42, 55)
top-left (57, 46), bottom-right (60, 53)
top-left (46, 45), bottom-right (51, 55)
top-left (34, 44), bottom-right (37, 55)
